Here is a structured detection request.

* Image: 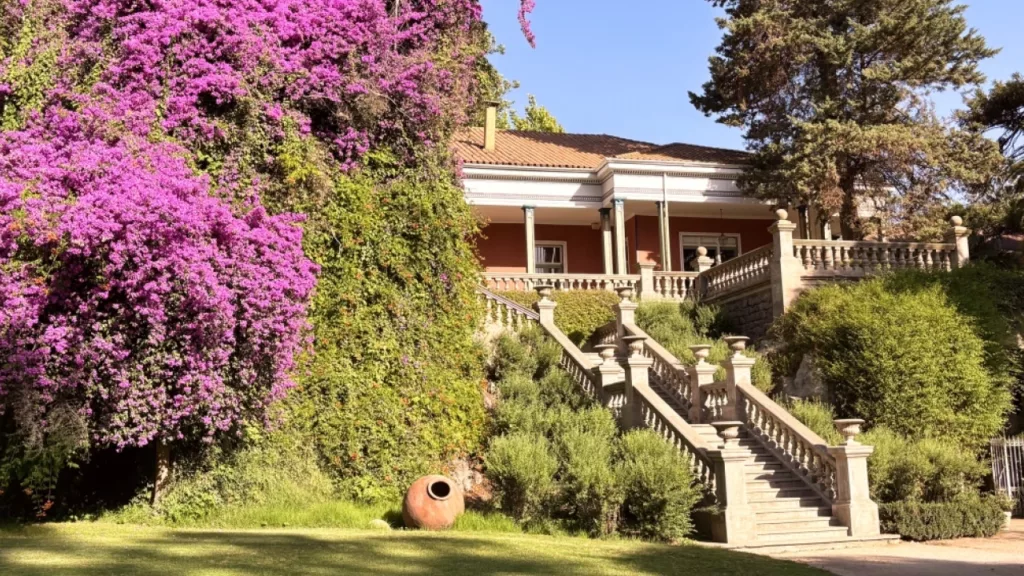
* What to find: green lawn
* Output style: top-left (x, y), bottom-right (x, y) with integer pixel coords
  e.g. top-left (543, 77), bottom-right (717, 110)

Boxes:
top-left (0, 523), bottom-right (829, 576)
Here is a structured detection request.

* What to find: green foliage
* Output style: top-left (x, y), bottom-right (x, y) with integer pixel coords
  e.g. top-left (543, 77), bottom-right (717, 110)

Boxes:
top-left (635, 302), bottom-right (773, 393)
top-left (771, 276), bottom-right (1012, 449)
top-left (860, 426), bottom-right (987, 505)
top-left (507, 95), bottom-right (565, 133)
top-left (497, 291), bottom-right (619, 344)
top-left (781, 398), bottom-right (842, 446)
top-left (690, 0), bottom-right (1003, 239)
top-left (270, 148), bottom-right (487, 502)
top-left (554, 409), bottom-right (622, 536)
top-left (879, 496), bottom-right (1006, 541)
top-left (485, 433), bottom-right (559, 523)
top-left (616, 430), bottom-right (702, 542)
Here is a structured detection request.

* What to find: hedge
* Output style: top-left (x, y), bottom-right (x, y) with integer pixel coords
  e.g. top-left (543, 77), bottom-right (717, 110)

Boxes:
top-left (496, 291), bottom-right (619, 344)
top-left (879, 497), bottom-right (1005, 541)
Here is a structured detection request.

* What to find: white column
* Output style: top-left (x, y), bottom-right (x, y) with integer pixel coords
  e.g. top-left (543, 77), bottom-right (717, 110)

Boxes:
top-left (600, 207), bottom-right (614, 275)
top-left (656, 200), bottom-right (672, 272)
top-left (613, 199), bottom-right (627, 275)
top-left (523, 206), bottom-right (536, 274)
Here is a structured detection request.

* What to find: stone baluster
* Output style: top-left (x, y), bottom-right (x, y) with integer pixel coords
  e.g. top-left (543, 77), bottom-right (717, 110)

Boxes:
top-left (721, 336), bottom-right (754, 422)
top-left (687, 344), bottom-right (717, 423)
top-left (829, 419), bottom-right (881, 537)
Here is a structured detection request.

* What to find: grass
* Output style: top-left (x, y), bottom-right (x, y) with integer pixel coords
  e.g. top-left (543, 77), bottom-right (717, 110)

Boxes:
top-left (0, 522), bottom-right (830, 576)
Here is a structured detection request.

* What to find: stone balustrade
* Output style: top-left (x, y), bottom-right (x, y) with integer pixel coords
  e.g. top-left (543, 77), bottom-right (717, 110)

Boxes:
top-left (701, 245), bottom-right (773, 300)
top-left (478, 288), bottom-right (539, 333)
top-left (635, 382), bottom-right (717, 491)
top-left (624, 324), bottom-right (692, 414)
top-left (482, 272), bottom-right (639, 293)
top-left (649, 271), bottom-right (701, 300)
top-left (793, 240), bottom-right (955, 275)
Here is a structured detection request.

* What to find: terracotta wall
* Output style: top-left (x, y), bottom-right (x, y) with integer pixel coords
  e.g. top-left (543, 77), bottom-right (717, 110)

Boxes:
top-left (476, 223), bottom-right (604, 273)
top-left (626, 215), bottom-right (775, 273)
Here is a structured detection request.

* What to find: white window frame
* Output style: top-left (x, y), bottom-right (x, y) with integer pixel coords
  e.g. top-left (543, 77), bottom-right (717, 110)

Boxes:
top-left (535, 241), bottom-right (569, 274)
top-left (678, 232), bottom-right (743, 271)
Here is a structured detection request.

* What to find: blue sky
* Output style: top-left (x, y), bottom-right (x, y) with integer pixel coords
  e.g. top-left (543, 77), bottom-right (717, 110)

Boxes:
top-left (479, 0), bottom-right (1024, 150)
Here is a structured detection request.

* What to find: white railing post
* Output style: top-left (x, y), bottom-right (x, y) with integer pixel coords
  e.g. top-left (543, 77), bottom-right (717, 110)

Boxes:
top-left (829, 419), bottom-right (881, 537)
top-left (638, 262), bottom-right (657, 301)
top-left (769, 208), bottom-right (802, 317)
top-left (534, 284), bottom-right (556, 327)
top-left (622, 335), bottom-right (653, 430)
top-left (688, 345), bottom-right (716, 423)
top-left (945, 215), bottom-right (971, 269)
top-left (721, 337), bottom-right (754, 422)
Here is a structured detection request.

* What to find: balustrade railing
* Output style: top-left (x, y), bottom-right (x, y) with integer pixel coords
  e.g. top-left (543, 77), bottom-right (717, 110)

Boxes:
top-left (478, 288), bottom-right (538, 332)
top-left (702, 245), bottom-right (772, 300)
top-left (623, 324), bottom-right (691, 414)
top-left (650, 271), bottom-right (700, 301)
top-left (737, 382), bottom-right (837, 502)
top-left (793, 240), bottom-right (955, 275)
top-left (483, 273), bottom-right (639, 293)
top-left (701, 381), bottom-right (729, 422)
top-left (635, 383), bottom-right (717, 492)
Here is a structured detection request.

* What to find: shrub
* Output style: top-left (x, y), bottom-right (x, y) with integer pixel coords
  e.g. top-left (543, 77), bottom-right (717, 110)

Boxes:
top-left (861, 426), bottom-right (987, 504)
top-left (879, 496), bottom-right (1005, 541)
top-left (771, 278), bottom-right (1012, 449)
top-left (492, 333), bottom-right (540, 381)
top-left (485, 433), bottom-right (559, 523)
top-left (556, 427), bottom-right (622, 536)
top-left (497, 291), bottom-right (620, 344)
top-left (616, 430), bottom-right (702, 542)
top-left (782, 399), bottom-right (843, 446)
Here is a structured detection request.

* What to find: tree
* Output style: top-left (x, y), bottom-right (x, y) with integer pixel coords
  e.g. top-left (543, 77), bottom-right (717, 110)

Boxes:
top-left (508, 95), bottom-right (564, 133)
top-left (690, 0), bottom-right (1003, 239)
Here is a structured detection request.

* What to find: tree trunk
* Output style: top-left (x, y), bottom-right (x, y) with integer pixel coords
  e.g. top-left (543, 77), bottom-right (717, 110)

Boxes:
top-left (839, 178), bottom-right (862, 240)
top-left (151, 439), bottom-right (171, 506)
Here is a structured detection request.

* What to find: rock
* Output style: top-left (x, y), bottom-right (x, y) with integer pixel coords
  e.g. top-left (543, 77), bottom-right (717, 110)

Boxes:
top-left (368, 519), bottom-right (392, 531)
top-left (785, 354), bottom-right (828, 400)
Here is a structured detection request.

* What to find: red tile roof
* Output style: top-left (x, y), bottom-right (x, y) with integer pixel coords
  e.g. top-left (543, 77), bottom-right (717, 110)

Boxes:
top-left (452, 128), bottom-right (749, 169)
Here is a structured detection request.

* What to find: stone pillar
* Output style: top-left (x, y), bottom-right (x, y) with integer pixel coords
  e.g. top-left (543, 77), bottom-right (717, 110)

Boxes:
top-left (721, 337), bottom-right (754, 422)
top-left (523, 206), bottom-right (537, 274)
top-left (638, 263), bottom-right (657, 300)
top-left (593, 344), bottom-right (623, 408)
top-left (829, 419), bottom-right (881, 537)
top-left (691, 246), bottom-right (714, 273)
top-left (534, 284), bottom-right (556, 327)
top-left (707, 423), bottom-right (756, 544)
top-left (687, 345), bottom-right (716, 423)
top-left (768, 209), bottom-right (802, 318)
top-left (945, 215), bottom-right (971, 269)
top-left (622, 335), bottom-right (653, 430)
top-left (613, 199), bottom-right (628, 275)
top-left (614, 286), bottom-right (638, 355)
top-left (600, 207), bottom-right (614, 275)
top-left (656, 200), bottom-right (672, 272)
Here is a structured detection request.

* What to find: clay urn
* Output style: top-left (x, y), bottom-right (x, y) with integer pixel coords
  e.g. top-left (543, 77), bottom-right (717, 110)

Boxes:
top-left (402, 475), bottom-right (465, 530)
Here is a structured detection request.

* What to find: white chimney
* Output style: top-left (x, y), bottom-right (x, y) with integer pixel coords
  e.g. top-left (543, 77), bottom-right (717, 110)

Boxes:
top-left (484, 101), bottom-right (497, 151)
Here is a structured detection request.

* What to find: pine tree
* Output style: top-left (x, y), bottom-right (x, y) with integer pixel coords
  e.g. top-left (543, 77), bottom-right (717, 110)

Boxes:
top-left (691, 0), bottom-right (1003, 238)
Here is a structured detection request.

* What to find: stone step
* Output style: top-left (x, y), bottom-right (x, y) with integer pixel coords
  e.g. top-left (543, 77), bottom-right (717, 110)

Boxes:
top-left (749, 496), bottom-right (825, 511)
top-left (746, 470), bottom-right (798, 482)
top-left (748, 486), bottom-right (820, 501)
top-left (746, 482), bottom-right (816, 496)
top-left (745, 461), bottom-right (787, 472)
top-left (755, 517), bottom-right (844, 532)
top-left (754, 506), bottom-right (833, 521)
top-left (753, 525), bottom-right (851, 543)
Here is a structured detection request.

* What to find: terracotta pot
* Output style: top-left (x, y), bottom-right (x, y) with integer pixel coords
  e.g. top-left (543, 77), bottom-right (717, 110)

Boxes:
top-left (402, 475), bottom-right (465, 530)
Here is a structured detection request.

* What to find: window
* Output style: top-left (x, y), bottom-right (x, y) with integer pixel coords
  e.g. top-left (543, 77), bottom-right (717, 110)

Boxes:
top-left (679, 233), bottom-right (742, 271)
top-left (535, 241), bottom-right (567, 274)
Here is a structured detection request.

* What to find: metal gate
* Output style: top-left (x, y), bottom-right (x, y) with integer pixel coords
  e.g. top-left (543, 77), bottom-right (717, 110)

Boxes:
top-left (992, 437), bottom-right (1024, 515)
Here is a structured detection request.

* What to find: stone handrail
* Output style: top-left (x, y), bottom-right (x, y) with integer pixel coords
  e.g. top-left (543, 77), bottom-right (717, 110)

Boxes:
top-left (623, 324), bottom-right (691, 414)
top-left (539, 318), bottom-right (601, 401)
top-left (701, 245), bottom-right (772, 300)
top-left (634, 381), bottom-right (717, 492)
top-left (736, 381), bottom-right (837, 502)
top-left (792, 239), bottom-right (955, 275)
top-left (477, 287), bottom-right (539, 331)
top-left (483, 273), bottom-right (640, 293)
top-left (650, 271), bottom-right (700, 300)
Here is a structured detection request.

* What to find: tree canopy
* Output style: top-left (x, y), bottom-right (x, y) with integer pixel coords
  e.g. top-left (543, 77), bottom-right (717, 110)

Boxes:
top-left (690, 0), bottom-right (1003, 239)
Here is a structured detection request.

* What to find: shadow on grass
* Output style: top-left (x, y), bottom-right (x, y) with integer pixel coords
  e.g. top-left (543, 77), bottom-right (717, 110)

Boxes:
top-left (0, 524), bottom-right (830, 576)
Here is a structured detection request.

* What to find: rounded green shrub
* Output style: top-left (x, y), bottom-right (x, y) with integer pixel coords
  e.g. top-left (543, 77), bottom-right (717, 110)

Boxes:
top-left (496, 291), bottom-right (620, 344)
top-left (879, 495), bottom-right (1005, 541)
top-left (485, 433), bottom-right (559, 523)
top-left (772, 278), bottom-right (1012, 449)
top-left (616, 429), bottom-right (702, 542)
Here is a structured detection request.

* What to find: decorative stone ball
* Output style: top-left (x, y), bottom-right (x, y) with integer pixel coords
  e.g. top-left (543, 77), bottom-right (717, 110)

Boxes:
top-left (950, 215), bottom-right (964, 227)
top-left (696, 246), bottom-right (708, 257)
top-left (776, 208), bottom-right (789, 221)
top-left (402, 475), bottom-right (465, 530)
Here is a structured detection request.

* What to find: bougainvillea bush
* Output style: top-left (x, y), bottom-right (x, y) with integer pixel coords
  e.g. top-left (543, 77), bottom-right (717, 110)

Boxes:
top-left (0, 110), bottom-right (317, 509)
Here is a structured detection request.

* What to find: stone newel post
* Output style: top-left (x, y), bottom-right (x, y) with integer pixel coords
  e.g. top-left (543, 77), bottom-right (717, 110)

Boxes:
top-left (534, 285), bottom-right (556, 327)
top-left (621, 335), bottom-right (653, 430)
top-left (614, 286), bottom-right (638, 355)
top-left (708, 422), bottom-right (756, 544)
top-left (769, 209), bottom-right (803, 317)
top-left (721, 336), bottom-right (754, 422)
top-left (687, 344), bottom-right (716, 423)
top-left (593, 344), bottom-right (622, 408)
top-left (945, 215), bottom-right (971, 269)
top-left (691, 246), bottom-right (714, 273)
top-left (638, 263), bottom-right (657, 301)
top-left (828, 419), bottom-right (880, 537)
